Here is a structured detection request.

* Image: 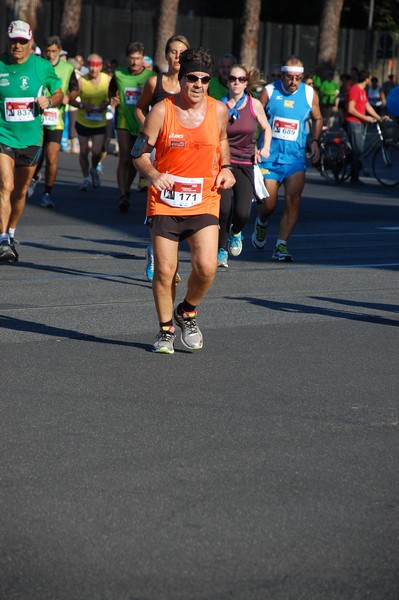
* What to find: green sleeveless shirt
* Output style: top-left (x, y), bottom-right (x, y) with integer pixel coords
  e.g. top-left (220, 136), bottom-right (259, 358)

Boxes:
top-left (42, 59), bottom-right (74, 131)
top-left (114, 67), bottom-right (152, 136)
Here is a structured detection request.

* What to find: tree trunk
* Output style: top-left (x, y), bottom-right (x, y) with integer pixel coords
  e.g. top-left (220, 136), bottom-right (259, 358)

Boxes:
top-left (316, 0), bottom-right (345, 77)
top-left (14, 0), bottom-right (42, 34)
top-left (60, 0), bottom-right (83, 56)
top-left (154, 0), bottom-right (179, 73)
top-left (239, 0), bottom-right (261, 67)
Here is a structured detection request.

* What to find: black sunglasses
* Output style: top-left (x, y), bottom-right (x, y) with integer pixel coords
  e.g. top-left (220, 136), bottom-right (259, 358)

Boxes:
top-left (10, 38), bottom-right (30, 45)
top-left (185, 74), bottom-right (211, 84)
top-left (228, 75), bottom-right (247, 83)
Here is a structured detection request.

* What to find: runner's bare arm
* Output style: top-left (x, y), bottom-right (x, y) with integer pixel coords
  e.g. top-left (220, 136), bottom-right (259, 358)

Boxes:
top-left (253, 97), bottom-right (271, 160)
top-left (310, 91), bottom-right (323, 163)
top-left (215, 102), bottom-right (235, 189)
top-left (133, 102), bottom-right (175, 191)
top-left (36, 87), bottom-right (63, 110)
top-left (135, 75), bottom-right (158, 129)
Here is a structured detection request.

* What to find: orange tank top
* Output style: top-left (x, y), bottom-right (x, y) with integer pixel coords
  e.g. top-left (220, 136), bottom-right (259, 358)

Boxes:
top-left (147, 96), bottom-right (221, 217)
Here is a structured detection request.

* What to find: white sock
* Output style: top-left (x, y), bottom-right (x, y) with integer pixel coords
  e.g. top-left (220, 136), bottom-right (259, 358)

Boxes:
top-left (257, 217), bottom-right (269, 226)
top-left (8, 228), bottom-right (15, 238)
top-left (1, 233), bottom-right (10, 242)
top-left (276, 239), bottom-right (287, 246)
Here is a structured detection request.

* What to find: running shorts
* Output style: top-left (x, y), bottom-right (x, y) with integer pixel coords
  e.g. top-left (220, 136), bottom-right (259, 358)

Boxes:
top-left (0, 144), bottom-right (42, 167)
top-left (146, 214), bottom-right (219, 242)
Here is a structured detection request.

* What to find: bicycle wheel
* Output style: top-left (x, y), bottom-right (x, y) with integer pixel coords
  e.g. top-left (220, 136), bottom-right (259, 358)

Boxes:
top-left (320, 141), bottom-right (348, 184)
top-left (372, 143), bottom-right (399, 187)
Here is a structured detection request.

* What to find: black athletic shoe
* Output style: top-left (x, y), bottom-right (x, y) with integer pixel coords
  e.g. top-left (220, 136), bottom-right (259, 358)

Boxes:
top-left (0, 239), bottom-right (17, 262)
top-left (9, 237), bottom-right (19, 262)
top-left (119, 195), bottom-right (130, 213)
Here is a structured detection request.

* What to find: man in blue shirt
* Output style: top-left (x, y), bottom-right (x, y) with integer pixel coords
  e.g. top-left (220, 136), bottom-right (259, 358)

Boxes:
top-left (252, 55), bottom-right (322, 261)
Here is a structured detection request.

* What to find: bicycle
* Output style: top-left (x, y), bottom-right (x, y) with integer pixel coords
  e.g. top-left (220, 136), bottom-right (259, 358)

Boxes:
top-left (318, 120), bottom-right (399, 187)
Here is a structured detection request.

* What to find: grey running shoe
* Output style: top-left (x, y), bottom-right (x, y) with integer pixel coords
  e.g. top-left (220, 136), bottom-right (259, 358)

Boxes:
top-left (90, 166), bottom-right (101, 188)
top-left (40, 192), bottom-right (55, 208)
top-left (80, 177), bottom-right (91, 191)
top-left (252, 217), bottom-right (268, 249)
top-left (152, 326), bottom-right (175, 354)
top-left (272, 243), bottom-right (293, 262)
top-left (27, 173), bottom-right (41, 198)
top-left (0, 239), bottom-right (17, 262)
top-left (173, 306), bottom-right (203, 350)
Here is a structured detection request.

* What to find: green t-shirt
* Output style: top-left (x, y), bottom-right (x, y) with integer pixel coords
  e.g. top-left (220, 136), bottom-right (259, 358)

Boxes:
top-left (43, 59), bottom-right (74, 131)
top-left (208, 76), bottom-right (228, 100)
top-left (114, 66), bottom-right (152, 136)
top-left (320, 79), bottom-right (339, 106)
top-left (0, 53), bottom-right (62, 148)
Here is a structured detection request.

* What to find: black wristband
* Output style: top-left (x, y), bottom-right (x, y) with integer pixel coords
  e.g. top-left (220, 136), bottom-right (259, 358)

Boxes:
top-left (312, 139), bottom-right (320, 145)
top-left (47, 98), bottom-right (52, 108)
top-left (221, 164), bottom-right (234, 171)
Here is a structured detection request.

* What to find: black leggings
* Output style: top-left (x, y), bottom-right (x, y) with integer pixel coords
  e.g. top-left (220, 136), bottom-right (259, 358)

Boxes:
top-left (218, 164), bottom-right (255, 248)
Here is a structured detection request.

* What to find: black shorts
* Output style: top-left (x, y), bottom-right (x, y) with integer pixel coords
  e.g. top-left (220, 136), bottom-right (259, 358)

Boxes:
top-left (43, 128), bottom-right (63, 144)
top-left (76, 122), bottom-right (106, 137)
top-left (147, 214), bottom-right (219, 242)
top-left (0, 144), bottom-right (42, 167)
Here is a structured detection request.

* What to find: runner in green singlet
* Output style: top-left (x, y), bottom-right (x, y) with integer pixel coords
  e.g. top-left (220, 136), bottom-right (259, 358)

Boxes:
top-left (108, 41), bottom-right (153, 212)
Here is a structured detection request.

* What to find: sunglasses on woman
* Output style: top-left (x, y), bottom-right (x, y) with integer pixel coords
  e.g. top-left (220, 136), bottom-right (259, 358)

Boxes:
top-left (228, 75), bottom-right (247, 83)
top-left (185, 74), bottom-right (211, 84)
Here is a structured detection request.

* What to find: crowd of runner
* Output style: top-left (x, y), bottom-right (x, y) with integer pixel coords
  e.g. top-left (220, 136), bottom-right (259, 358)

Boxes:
top-left (1, 19), bottom-right (398, 352)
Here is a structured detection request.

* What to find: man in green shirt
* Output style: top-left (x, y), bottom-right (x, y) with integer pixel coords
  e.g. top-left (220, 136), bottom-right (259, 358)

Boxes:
top-left (108, 41), bottom-right (153, 212)
top-left (319, 70), bottom-right (340, 128)
top-left (208, 53), bottom-right (237, 101)
top-left (28, 35), bottom-right (79, 208)
top-left (0, 20), bottom-right (62, 262)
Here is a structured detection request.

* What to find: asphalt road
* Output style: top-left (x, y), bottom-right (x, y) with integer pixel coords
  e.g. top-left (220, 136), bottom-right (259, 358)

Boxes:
top-left (1, 151), bottom-right (399, 600)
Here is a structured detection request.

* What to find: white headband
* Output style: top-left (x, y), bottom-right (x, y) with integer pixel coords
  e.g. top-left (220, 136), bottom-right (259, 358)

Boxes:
top-left (281, 66), bottom-right (304, 73)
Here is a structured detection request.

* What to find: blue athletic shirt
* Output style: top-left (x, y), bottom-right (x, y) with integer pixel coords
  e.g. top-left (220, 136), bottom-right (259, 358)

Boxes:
top-left (259, 80), bottom-right (314, 165)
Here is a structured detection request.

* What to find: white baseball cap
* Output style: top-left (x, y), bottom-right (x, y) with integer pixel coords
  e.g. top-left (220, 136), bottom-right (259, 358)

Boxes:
top-left (8, 20), bottom-right (33, 41)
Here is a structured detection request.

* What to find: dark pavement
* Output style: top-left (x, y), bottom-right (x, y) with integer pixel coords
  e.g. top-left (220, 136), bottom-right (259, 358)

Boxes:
top-left (1, 151), bottom-right (399, 599)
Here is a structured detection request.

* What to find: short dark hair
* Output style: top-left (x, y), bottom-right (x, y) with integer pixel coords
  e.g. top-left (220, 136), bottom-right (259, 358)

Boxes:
top-left (179, 47), bottom-right (214, 70)
top-left (358, 70), bottom-right (371, 83)
top-left (126, 41), bottom-right (144, 56)
top-left (45, 35), bottom-right (62, 49)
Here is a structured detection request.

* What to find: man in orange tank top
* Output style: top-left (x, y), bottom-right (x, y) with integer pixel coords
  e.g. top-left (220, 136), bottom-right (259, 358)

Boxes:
top-left (133, 47), bottom-right (235, 354)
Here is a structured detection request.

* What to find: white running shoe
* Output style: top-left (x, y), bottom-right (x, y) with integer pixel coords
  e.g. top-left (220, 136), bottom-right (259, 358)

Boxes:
top-left (227, 226), bottom-right (243, 256)
top-left (217, 248), bottom-right (228, 268)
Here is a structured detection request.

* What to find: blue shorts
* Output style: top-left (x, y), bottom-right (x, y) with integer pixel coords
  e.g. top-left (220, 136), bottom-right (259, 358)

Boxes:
top-left (258, 159), bottom-right (306, 183)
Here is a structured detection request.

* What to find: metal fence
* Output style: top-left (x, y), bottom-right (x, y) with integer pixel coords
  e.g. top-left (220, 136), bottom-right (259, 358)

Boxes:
top-left (1, 5), bottom-right (398, 81)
